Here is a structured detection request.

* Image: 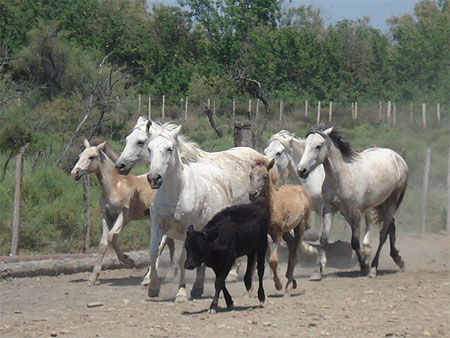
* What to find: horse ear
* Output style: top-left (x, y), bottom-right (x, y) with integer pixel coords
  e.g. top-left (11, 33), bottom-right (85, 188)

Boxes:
top-left (97, 142), bottom-right (106, 151)
top-left (324, 127), bottom-right (334, 135)
top-left (146, 120), bottom-right (152, 134)
top-left (83, 139), bottom-right (90, 148)
top-left (170, 125), bottom-right (182, 137)
top-left (267, 158), bottom-right (275, 170)
top-left (187, 224), bottom-right (195, 234)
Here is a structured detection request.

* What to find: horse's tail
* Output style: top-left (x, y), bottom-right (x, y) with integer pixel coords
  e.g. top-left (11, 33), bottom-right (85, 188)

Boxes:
top-left (395, 181), bottom-right (407, 212)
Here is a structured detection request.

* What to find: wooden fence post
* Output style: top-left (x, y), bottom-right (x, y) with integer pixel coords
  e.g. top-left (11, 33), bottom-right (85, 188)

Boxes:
top-left (355, 101), bottom-right (358, 120)
top-left (305, 100), bottom-right (308, 119)
top-left (379, 101), bottom-right (382, 122)
top-left (316, 101), bottom-right (321, 124)
top-left (351, 102), bottom-right (355, 119)
top-left (279, 99), bottom-right (283, 122)
top-left (148, 97), bottom-right (152, 120)
top-left (184, 96), bottom-right (188, 121)
top-left (387, 100), bottom-right (391, 125)
top-left (393, 103), bottom-right (396, 126)
top-left (437, 103), bottom-right (441, 126)
top-left (421, 147), bottom-right (431, 233)
top-left (232, 98), bottom-right (236, 122)
top-left (329, 101), bottom-right (333, 123)
top-left (138, 94), bottom-right (141, 114)
top-left (10, 143), bottom-right (29, 255)
top-left (447, 147), bottom-right (450, 232)
top-left (422, 103), bottom-right (427, 129)
top-left (83, 175), bottom-right (90, 253)
top-left (410, 103), bottom-right (413, 125)
top-left (248, 99), bottom-right (252, 115)
top-left (256, 99), bottom-right (259, 118)
top-left (162, 95), bottom-right (165, 121)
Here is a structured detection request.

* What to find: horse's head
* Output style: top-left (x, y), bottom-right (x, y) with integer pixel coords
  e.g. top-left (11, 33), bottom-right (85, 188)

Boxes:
top-left (71, 139), bottom-right (106, 180)
top-left (115, 116), bottom-right (150, 175)
top-left (297, 127), bottom-right (332, 179)
top-left (146, 124), bottom-right (181, 189)
top-left (249, 157), bottom-right (274, 201)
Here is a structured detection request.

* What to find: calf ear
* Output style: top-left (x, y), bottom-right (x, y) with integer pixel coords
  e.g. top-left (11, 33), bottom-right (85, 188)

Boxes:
top-left (267, 158), bottom-right (275, 170)
top-left (205, 230), bottom-right (219, 242)
top-left (187, 224), bottom-right (195, 234)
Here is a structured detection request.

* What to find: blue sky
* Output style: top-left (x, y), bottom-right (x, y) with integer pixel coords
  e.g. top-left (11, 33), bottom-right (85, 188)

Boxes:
top-left (147, 0), bottom-right (418, 32)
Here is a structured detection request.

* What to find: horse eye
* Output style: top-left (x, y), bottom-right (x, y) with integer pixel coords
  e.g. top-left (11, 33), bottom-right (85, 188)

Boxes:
top-left (89, 156), bottom-right (95, 160)
top-left (137, 141), bottom-right (145, 147)
top-left (276, 152), bottom-right (282, 156)
top-left (315, 145), bottom-right (321, 150)
top-left (167, 147), bottom-right (173, 152)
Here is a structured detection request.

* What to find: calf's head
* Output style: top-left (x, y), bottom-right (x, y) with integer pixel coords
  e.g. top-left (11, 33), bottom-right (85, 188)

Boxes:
top-left (184, 225), bottom-right (218, 270)
top-left (249, 158), bottom-right (274, 201)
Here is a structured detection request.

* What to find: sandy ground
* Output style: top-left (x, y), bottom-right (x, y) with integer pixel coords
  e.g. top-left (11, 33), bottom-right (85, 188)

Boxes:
top-left (1, 233), bottom-right (449, 338)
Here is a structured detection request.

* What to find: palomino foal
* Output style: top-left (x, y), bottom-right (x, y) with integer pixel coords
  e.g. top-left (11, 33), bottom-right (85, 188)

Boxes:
top-left (71, 139), bottom-right (173, 285)
top-left (249, 158), bottom-right (312, 295)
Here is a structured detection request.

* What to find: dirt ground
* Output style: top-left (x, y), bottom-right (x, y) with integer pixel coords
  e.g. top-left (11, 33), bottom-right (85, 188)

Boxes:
top-left (1, 233), bottom-right (449, 338)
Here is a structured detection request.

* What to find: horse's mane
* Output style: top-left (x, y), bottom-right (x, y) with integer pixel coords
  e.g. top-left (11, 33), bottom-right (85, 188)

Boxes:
top-left (306, 125), bottom-right (359, 162)
top-left (268, 130), bottom-right (305, 158)
top-left (149, 122), bottom-right (207, 163)
top-left (89, 137), bottom-right (119, 162)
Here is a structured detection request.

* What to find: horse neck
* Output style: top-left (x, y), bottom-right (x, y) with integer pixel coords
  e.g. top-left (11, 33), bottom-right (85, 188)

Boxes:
top-left (259, 174), bottom-right (277, 210)
top-left (158, 148), bottom-right (188, 199)
top-left (322, 142), bottom-right (352, 187)
top-left (95, 154), bottom-right (120, 194)
top-left (289, 138), bottom-right (304, 175)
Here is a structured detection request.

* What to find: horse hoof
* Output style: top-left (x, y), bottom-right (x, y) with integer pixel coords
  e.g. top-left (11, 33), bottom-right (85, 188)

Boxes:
top-left (395, 257), bottom-right (405, 270)
top-left (368, 268), bottom-right (377, 278)
top-left (190, 287), bottom-right (204, 299)
top-left (208, 308), bottom-right (217, 314)
top-left (148, 287), bottom-right (160, 298)
top-left (309, 272), bottom-right (322, 281)
top-left (175, 295), bottom-right (188, 303)
top-left (227, 302), bottom-right (234, 310)
top-left (275, 282), bottom-right (283, 291)
top-left (361, 265), bottom-right (371, 275)
top-left (293, 280), bottom-right (297, 289)
top-left (140, 278), bottom-right (150, 286)
top-left (87, 279), bottom-right (96, 287)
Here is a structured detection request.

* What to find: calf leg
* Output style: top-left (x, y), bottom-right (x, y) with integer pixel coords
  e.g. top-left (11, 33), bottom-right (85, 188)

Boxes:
top-left (244, 253), bottom-right (256, 293)
top-left (268, 232), bottom-right (283, 290)
top-left (209, 269), bottom-right (229, 314)
top-left (191, 263), bottom-right (206, 299)
top-left (257, 241), bottom-right (267, 304)
top-left (222, 285), bottom-right (233, 310)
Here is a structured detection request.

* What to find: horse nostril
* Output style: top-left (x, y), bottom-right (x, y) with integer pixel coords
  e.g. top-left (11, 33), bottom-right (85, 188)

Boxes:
top-left (146, 174), bottom-right (152, 184)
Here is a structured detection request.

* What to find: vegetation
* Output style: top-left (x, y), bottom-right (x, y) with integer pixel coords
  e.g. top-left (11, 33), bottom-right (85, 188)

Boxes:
top-left (0, 0), bottom-right (448, 255)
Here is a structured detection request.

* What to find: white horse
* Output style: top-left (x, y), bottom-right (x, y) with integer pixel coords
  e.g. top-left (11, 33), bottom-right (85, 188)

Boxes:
top-left (297, 126), bottom-right (408, 280)
top-left (145, 122), bottom-right (271, 302)
top-left (264, 130), bottom-right (325, 214)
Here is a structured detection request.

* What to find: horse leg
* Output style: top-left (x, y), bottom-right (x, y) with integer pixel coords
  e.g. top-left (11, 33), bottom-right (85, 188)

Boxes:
top-left (190, 263), bottom-right (206, 299)
top-left (147, 223), bottom-right (165, 297)
top-left (88, 218), bottom-right (110, 286)
top-left (310, 206), bottom-right (333, 281)
top-left (243, 253), bottom-right (256, 297)
top-left (349, 214), bottom-right (370, 274)
top-left (369, 220), bottom-right (390, 278)
top-left (175, 246), bottom-right (188, 303)
top-left (388, 219), bottom-right (405, 270)
top-left (362, 212), bottom-right (373, 265)
top-left (256, 240), bottom-right (267, 304)
top-left (282, 228), bottom-right (300, 296)
top-left (268, 232), bottom-right (283, 290)
top-left (108, 212), bottom-right (134, 266)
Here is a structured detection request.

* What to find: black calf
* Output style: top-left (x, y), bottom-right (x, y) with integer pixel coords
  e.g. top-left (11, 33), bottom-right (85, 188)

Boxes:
top-left (184, 197), bottom-right (270, 313)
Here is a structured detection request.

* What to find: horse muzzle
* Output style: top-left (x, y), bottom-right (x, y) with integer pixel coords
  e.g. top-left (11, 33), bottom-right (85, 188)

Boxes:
top-left (297, 167), bottom-right (309, 179)
top-left (147, 174), bottom-right (162, 189)
top-left (115, 161), bottom-right (131, 175)
top-left (249, 191), bottom-right (259, 201)
top-left (71, 169), bottom-right (82, 181)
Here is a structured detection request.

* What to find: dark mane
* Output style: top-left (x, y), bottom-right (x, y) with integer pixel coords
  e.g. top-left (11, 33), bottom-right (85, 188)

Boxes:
top-left (306, 125), bottom-right (359, 162)
top-left (89, 137), bottom-right (118, 162)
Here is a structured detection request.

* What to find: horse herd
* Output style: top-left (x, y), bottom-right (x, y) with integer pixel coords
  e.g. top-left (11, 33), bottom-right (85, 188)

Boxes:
top-left (70, 116), bottom-right (408, 313)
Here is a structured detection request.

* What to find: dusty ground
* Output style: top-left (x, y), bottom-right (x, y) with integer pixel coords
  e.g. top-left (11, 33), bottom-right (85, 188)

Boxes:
top-left (1, 233), bottom-right (449, 338)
